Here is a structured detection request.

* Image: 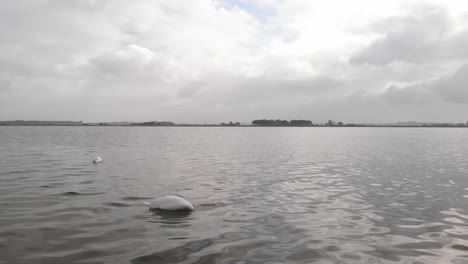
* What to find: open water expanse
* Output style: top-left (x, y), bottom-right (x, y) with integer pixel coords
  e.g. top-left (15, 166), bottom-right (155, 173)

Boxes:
top-left (1, 126), bottom-right (468, 264)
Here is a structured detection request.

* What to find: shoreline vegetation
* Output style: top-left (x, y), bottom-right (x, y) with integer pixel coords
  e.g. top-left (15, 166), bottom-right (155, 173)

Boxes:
top-left (1, 119), bottom-right (467, 128)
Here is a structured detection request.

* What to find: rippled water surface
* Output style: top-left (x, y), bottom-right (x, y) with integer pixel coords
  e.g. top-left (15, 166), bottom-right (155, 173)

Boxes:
top-left (1, 127), bottom-right (468, 264)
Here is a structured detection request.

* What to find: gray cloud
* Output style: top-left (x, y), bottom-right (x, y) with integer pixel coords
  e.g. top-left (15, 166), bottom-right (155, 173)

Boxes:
top-left (350, 5), bottom-right (468, 65)
top-left (173, 73), bottom-right (344, 109)
top-left (380, 83), bottom-right (436, 105)
top-left (0, 73), bottom-right (12, 93)
top-left (375, 64), bottom-right (468, 105)
top-left (432, 64), bottom-right (468, 103)
top-left (89, 44), bottom-right (155, 77)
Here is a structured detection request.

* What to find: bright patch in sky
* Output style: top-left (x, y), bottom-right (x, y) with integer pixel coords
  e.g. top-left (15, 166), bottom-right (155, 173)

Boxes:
top-left (222, 0), bottom-right (276, 23)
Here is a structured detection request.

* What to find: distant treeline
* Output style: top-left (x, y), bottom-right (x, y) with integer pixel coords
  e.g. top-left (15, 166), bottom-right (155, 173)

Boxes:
top-left (221, 121), bottom-right (241, 126)
top-left (252, 119), bottom-right (314, 126)
top-left (1, 120), bottom-right (467, 127)
top-left (130, 121), bottom-right (175, 126)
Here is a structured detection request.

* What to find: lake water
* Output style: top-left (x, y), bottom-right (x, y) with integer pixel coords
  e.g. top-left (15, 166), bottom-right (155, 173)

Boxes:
top-left (1, 127), bottom-right (468, 264)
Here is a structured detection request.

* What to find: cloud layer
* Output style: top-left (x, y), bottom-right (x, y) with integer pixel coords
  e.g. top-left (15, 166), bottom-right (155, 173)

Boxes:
top-left (1, 0), bottom-right (468, 123)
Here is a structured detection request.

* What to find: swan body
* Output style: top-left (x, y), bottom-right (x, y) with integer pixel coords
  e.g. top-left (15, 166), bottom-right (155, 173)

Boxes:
top-left (144, 195), bottom-right (194, 211)
top-left (93, 156), bottom-right (102, 164)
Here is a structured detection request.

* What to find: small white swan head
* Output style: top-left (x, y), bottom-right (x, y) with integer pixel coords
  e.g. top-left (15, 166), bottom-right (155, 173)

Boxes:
top-left (144, 195), bottom-right (194, 211)
top-left (92, 156), bottom-right (103, 164)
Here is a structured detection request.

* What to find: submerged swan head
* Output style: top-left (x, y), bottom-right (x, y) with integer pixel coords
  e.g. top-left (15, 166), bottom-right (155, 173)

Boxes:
top-left (92, 156), bottom-right (102, 164)
top-left (144, 195), bottom-right (194, 211)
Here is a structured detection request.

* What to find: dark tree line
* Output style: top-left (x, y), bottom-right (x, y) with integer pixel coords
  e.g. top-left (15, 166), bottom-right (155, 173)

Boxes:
top-left (131, 121), bottom-right (175, 126)
top-left (252, 119), bottom-right (313, 126)
top-left (221, 121), bottom-right (240, 126)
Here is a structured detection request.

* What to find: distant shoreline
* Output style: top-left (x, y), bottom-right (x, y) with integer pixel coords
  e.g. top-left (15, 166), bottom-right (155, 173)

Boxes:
top-left (1, 119), bottom-right (467, 128)
top-left (1, 124), bottom-right (467, 128)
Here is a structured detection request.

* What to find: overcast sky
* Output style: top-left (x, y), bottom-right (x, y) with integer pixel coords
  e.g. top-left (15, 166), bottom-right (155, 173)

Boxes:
top-left (1, 0), bottom-right (468, 123)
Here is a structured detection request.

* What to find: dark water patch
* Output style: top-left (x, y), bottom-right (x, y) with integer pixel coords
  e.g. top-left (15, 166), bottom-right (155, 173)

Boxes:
top-left (79, 170), bottom-right (97, 173)
top-left (395, 241), bottom-right (443, 250)
top-left (40, 182), bottom-right (64, 188)
top-left (80, 180), bottom-right (95, 184)
top-left (104, 202), bottom-right (130, 207)
top-left (2, 175), bottom-right (29, 181)
top-left (33, 206), bottom-right (111, 218)
top-left (286, 249), bottom-right (326, 261)
top-left (339, 253), bottom-right (362, 260)
top-left (346, 215), bottom-right (364, 221)
top-left (0, 169), bottom-right (42, 175)
top-left (132, 239), bottom-right (213, 264)
top-left (122, 196), bottom-right (152, 201)
top-left (367, 226), bottom-right (391, 234)
top-left (24, 153), bottom-right (47, 156)
top-left (273, 204), bottom-right (318, 214)
top-left (284, 228), bottom-right (304, 235)
top-left (452, 244), bottom-right (468, 251)
top-left (366, 248), bottom-right (401, 262)
top-left (62, 173), bottom-right (88, 177)
top-left (220, 240), bottom-right (281, 262)
top-left (4, 227), bottom-right (81, 243)
top-left (0, 231), bottom-right (26, 238)
top-left (61, 191), bottom-right (105, 196)
top-left (196, 202), bottom-right (227, 211)
top-left (72, 249), bottom-right (107, 259)
top-left (22, 249), bottom-right (108, 264)
top-left (168, 237), bottom-right (190, 240)
top-left (42, 159), bottom-right (67, 162)
top-left (427, 232), bottom-right (445, 238)
top-left (80, 228), bottom-right (147, 244)
top-left (0, 226), bottom-right (142, 264)
top-left (63, 191), bottom-right (80, 196)
top-left (324, 245), bottom-right (340, 252)
top-left (191, 253), bottom-right (226, 264)
top-left (148, 221), bottom-right (192, 229)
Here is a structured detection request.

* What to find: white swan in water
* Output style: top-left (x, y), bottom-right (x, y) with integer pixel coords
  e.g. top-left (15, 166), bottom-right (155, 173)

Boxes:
top-left (92, 156), bottom-right (102, 164)
top-left (144, 195), bottom-right (194, 211)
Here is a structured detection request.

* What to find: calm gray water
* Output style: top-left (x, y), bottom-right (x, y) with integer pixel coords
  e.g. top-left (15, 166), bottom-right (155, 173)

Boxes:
top-left (1, 127), bottom-right (468, 264)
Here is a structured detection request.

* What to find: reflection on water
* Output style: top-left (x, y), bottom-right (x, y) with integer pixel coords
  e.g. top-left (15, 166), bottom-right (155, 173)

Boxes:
top-left (150, 209), bottom-right (193, 220)
top-left (1, 127), bottom-right (468, 263)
